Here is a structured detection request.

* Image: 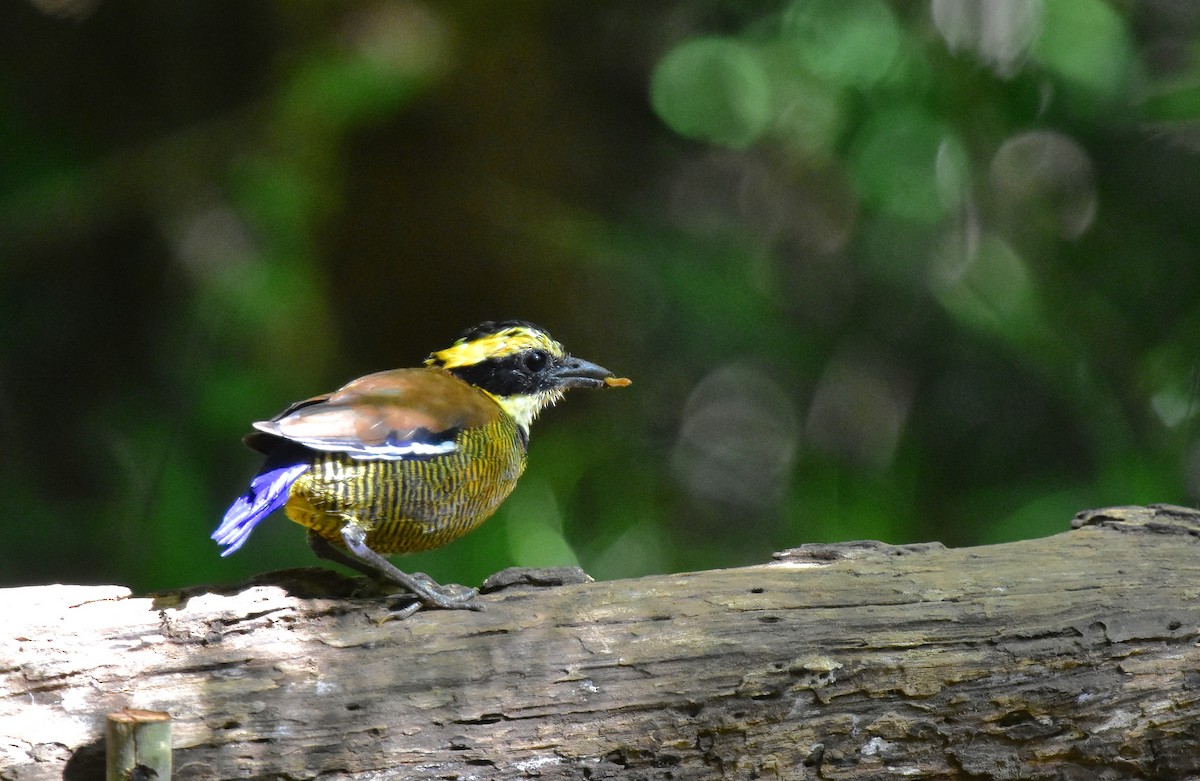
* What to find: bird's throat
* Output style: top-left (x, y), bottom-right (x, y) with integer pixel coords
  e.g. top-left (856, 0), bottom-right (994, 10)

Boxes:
top-left (492, 389), bottom-right (564, 434)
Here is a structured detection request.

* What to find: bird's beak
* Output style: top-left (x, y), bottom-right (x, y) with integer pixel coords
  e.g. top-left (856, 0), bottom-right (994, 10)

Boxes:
top-left (550, 356), bottom-right (616, 389)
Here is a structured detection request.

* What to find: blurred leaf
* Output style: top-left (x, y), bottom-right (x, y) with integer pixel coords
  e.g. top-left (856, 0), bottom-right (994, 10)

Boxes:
top-left (502, 478), bottom-right (581, 568)
top-left (978, 489), bottom-right (1089, 544)
top-left (280, 54), bottom-right (427, 135)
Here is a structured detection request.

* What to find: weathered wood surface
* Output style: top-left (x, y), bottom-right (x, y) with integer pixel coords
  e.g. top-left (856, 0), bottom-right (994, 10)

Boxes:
top-left (4, 504), bottom-right (1200, 780)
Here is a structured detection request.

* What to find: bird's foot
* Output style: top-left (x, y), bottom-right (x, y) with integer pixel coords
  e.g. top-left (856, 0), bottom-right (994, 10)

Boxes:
top-left (357, 573), bottom-right (481, 622)
top-left (331, 524), bottom-right (485, 614)
top-left (403, 572), bottom-right (482, 611)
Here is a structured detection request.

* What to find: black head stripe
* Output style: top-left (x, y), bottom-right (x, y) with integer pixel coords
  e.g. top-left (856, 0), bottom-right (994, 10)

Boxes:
top-left (456, 319), bottom-right (544, 344)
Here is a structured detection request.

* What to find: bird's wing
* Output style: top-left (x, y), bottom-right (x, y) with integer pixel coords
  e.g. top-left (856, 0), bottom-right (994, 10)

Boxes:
top-left (250, 368), bottom-right (503, 461)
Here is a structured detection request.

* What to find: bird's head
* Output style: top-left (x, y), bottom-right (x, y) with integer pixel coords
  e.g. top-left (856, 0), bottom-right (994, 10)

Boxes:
top-left (426, 320), bottom-right (624, 432)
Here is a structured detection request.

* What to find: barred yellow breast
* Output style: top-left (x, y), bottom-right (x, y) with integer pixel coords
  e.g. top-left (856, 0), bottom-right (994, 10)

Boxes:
top-left (284, 417), bottom-right (526, 554)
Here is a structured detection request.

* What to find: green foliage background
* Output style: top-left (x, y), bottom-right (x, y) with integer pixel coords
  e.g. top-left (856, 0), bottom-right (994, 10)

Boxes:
top-left (3, 0), bottom-right (1199, 592)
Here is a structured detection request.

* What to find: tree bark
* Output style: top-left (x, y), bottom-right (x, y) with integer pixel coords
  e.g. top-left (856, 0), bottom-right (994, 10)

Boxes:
top-left (4, 504), bottom-right (1200, 780)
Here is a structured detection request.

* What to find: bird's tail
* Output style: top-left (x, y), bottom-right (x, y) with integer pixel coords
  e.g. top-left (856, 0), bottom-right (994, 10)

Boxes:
top-left (213, 460), bottom-right (311, 556)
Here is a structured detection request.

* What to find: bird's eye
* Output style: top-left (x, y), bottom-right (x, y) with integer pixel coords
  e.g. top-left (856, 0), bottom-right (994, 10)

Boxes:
top-left (523, 350), bottom-right (549, 372)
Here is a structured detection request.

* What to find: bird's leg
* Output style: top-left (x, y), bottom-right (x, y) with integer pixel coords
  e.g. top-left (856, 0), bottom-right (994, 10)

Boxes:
top-left (307, 531), bottom-right (386, 578)
top-left (306, 531), bottom-right (425, 618)
top-left (308, 526), bottom-right (482, 611)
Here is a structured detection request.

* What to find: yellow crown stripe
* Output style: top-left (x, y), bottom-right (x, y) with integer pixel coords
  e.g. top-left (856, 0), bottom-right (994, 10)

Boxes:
top-left (426, 329), bottom-right (564, 370)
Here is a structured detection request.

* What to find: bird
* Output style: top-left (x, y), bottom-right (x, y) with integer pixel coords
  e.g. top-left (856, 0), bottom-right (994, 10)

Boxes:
top-left (213, 320), bottom-right (629, 613)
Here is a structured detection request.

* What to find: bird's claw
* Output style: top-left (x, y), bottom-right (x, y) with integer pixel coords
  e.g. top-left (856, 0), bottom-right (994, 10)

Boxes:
top-left (405, 572), bottom-right (482, 611)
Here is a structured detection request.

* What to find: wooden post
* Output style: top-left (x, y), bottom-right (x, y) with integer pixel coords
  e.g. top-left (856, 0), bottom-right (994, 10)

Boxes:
top-left (105, 709), bottom-right (171, 781)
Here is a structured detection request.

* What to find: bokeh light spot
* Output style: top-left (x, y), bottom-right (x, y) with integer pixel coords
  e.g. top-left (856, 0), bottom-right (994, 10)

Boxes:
top-left (768, 66), bottom-right (846, 156)
top-left (932, 0), bottom-right (1042, 78)
top-left (931, 232), bottom-right (1038, 340)
top-left (805, 348), bottom-right (914, 472)
top-left (1031, 0), bottom-right (1133, 101)
top-left (651, 37), bottom-right (772, 149)
top-left (849, 107), bottom-right (968, 223)
top-left (672, 364), bottom-right (799, 510)
top-left (990, 130), bottom-right (1097, 239)
top-left (782, 0), bottom-right (904, 87)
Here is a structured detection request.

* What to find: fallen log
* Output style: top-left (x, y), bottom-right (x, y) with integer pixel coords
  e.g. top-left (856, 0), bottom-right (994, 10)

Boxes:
top-left (3, 504), bottom-right (1200, 780)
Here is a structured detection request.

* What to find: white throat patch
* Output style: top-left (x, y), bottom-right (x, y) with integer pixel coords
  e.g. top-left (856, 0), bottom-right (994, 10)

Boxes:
top-left (495, 389), bottom-right (565, 433)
